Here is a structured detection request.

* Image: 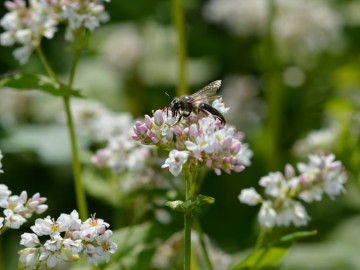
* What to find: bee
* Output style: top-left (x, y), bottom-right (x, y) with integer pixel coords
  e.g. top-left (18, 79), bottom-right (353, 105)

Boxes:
top-left (168, 80), bottom-right (226, 124)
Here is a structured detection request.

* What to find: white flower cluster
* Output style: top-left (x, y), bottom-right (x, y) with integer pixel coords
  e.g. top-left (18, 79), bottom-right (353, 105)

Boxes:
top-left (69, 99), bottom-right (169, 193)
top-left (0, 0), bottom-right (110, 64)
top-left (203, 0), bottom-right (342, 62)
top-left (18, 210), bottom-right (117, 269)
top-left (239, 154), bottom-right (347, 228)
top-left (0, 184), bottom-right (48, 231)
top-left (293, 125), bottom-right (339, 157)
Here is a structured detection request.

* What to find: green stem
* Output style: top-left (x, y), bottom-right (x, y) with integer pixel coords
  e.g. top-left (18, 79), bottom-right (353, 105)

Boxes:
top-left (36, 47), bottom-right (57, 81)
top-left (0, 238), bottom-right (3, 270)
top-left (194, 218), bottom-right (214, 270)
top-left (263, 0), bottom-right (282, 170)
top-left (171, 0), bottom-right (188, 96)
top-left (63, 96), bottom-right (88, 220)
top-left (255, 228), bottom-right (268, 250)
top-left (184, 166), bottom-right (195, 270)
top-left (36, 47), bottom-right (88, 220)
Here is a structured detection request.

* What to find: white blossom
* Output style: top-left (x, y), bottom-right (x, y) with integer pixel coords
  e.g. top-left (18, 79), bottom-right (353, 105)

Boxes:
top-left (162, 150), bottom-right (189, 176)
top-left (4, 209), bottom-right (27, 229)
top-left (240, 154), bottom-right (346, 228)
top-left (258, 201), bottom-right (277, 228)
top-left (238, 188), bottom-right (262, 206)
top-left (19, 210), bottom-right (117, 267)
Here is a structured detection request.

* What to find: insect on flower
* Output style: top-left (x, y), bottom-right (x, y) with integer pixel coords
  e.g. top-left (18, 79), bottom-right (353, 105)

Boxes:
top-left (168, 80), bottom-right (226, 124)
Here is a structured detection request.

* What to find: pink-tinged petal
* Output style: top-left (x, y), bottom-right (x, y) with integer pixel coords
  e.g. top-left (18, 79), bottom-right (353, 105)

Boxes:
top-left (189, 124), bottom-right (198, 138)
top-left (222, 136), bottom-right (232, 149)
top-left (234, 165), bottom-right (245, 173)
top-left (144, 115), bottom-right (153, 129)
top-left (206, 159), bottom-right (212, 167)
top-left (135, 121), bottom-right (143, 128)
top-left (154, 110), bottom-right (164, 126)
top-left (183, 127), bottom-right (189, 136)
top-left (230, 141), bottom-right (241, 154)
top-left (173, 126), bottom-right (183, 137)
top-left (131, 135), bottom-right (140, 140)
top-left (151, 137), bottom-right (159, 143)
top-left (137, 124), bottom-right (148, 135)
top-left (230, 157), bottom-right (237, 165)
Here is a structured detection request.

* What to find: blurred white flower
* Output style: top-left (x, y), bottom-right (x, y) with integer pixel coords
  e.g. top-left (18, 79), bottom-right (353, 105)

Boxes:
top-left (220, 76), bottom-right (264, 133)
top-left (203, 0), bottom-right (268, 36)
top-left (258, 201), bottom-right (277, 228)
top-left (293, 124), bottom-right (339, 156)
top-left (204, 0), bottom-right (343, 64)
top-left (101, 24), bottom-right (143, 70)
top-left (0, 0), bottom-right (111, 63)
top-left (239, 154), bottom-right (347, 228)
top-left (238, 187), bottom-right (262, 206)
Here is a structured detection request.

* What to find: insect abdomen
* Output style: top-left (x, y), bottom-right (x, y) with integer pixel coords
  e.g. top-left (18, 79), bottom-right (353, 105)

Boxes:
top-left (199, 103), bottom-right (226, 124)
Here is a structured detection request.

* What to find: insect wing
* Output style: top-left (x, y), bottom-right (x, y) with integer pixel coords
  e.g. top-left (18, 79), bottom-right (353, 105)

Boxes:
top-left (191, 80), bottom-right (222, 105)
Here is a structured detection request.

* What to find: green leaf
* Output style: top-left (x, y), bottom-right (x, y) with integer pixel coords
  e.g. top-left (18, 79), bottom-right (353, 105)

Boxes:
top-left (104, 222), bottom-right (174, 270)
top-left (166, 195), bottom-right (215, 213)
top-left (232, 230), bottom-right (317, 270)
top-left (0, 73), bottom-right (82, 97)
top-left (166, 200), bottom-right (185, 212)
top-left (280, 230), bottom-right (317, 243)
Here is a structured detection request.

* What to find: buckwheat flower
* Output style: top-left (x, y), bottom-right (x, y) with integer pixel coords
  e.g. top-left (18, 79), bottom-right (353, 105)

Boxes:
top-left (31, 214), bottom-right (71, 236)
top-left (258, 201), bottom-right (277, 228)
top-left (275, 199), bottom-right (310, 227)
top-left (0, 217), bottom-right (4, 229)
top-left (20, 233), bottom-right (40, 248)
top-left (0, 192), bottom-right (27, 213)
top-left (26, 193), bottom-right (48, 215)
top-left (0, 184), bottom-right (11, 201)
top-left (239, 154), bottom-right (347, 228)
top-left (19, 210), bottom-right (117, 267)
top-left (238, 187), bottom-right (262, 206)
top-left (203, 0), bottom-right (268, 36)
top-left (203, 0), bottom-right (342, 64)
top-left (18, 248), bottom-right (40, 269)
top-left (162, 150), bottom-right (189, 177)
top-left (100, 24), bottom-right (143, 70)
top-left (293, 125), bottom-right (339, 156)
top-left (133, 96), bottom-right (251, 176)
top-left (4, 209), bottom-right (27, 229)
top-left (0, 0), bottom-right (59, 64)
top-left (63, 238), bottom-right (83, 254)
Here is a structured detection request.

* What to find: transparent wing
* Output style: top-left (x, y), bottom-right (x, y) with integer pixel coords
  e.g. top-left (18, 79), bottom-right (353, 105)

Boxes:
top-left (191, 80), bottom-right (222, 104)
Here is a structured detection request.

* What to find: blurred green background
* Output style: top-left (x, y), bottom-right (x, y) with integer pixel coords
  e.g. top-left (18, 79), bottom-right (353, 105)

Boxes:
top-left (2, 0), bottom-right (360, 269)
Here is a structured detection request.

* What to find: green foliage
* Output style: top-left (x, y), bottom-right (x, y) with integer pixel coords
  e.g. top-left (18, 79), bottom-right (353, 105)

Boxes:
top-left (233, 230), bottom-right (317, 270)
top-left (166, 195), bottom-right (215, 212)
top-left (0, 73), bottom-right (82, 97)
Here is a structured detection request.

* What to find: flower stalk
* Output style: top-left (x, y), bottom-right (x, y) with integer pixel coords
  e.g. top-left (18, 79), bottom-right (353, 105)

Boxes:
top-left (36, 46), bottom-right (88, 220)
top-left (183, 165), bottom-right (194, 270)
